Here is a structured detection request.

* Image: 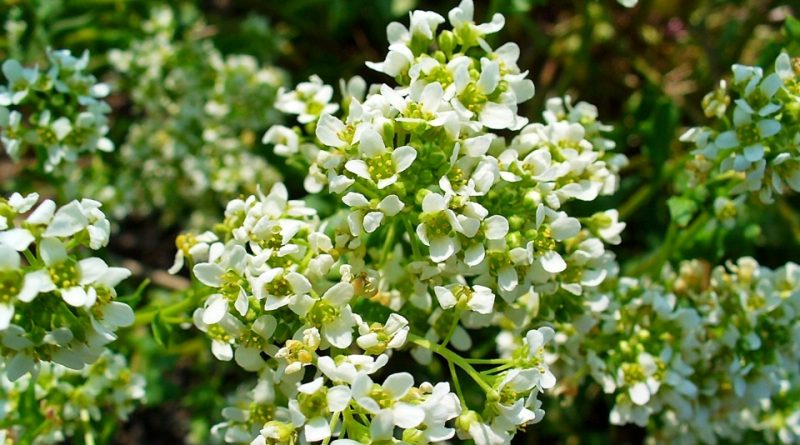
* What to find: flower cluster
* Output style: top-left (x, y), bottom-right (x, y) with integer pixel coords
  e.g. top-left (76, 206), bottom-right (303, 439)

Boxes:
top-left (0, 48), bottom-right (113, 172)
top-left (175, 1), bottom-right (630, 443)
top-left (555, 258), bottom-right (800, 444)
top-left (0, 349), bottom-right (145, 444)
top-left (0, 192), bottom-right (133, 381)
top-left (681, 52), bottom-right (800, 203)
top-left (83, 7), bottom-right (286, 226)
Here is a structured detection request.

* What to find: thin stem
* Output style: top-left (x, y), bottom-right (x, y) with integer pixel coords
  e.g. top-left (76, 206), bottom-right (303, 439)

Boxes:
top-left (480, 362), bottom-right (515, 375)
top-left (22, 249), bottom-right (38, 267)
top-left (403, 216), bottom-right (422, 258)
top-left (408, 333), bottom-right (495, 395)
top-left (134, 291), bottom-right (201, 326)
top-left (448, 360), bottom-right (467, 410)
top-left (380, 222), bottom-right (396, 262)
top-left (465, 358), bottom-right (511, 365)
top-left (322, 413), bottom-right (339, 445)
top-left (440, 309), bottom-right (462, 349)
top-left (351, 182), bottom-right (379, 200)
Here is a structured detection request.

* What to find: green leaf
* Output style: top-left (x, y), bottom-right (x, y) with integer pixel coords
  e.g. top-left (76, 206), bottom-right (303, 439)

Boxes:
top-left (667, 196), bottom-right (698, 227)
top-left (151, 311), bottom-right (173, 348)
top-left (785, 15), bottom-right (800, 41)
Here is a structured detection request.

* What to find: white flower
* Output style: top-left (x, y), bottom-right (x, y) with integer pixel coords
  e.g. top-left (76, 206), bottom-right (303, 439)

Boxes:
top-left (433, 284), bottom-right (495, 314)
top-left (342, 192), bottom-right (404, 235)
top-left (276, 75), bottom-right (338, 124)
top-left (36, 237), bottom-right (129, 308)
top-left (351, 372), bottom-right (426, 432)
top-left (448, 0), bottom-right (505, 41)
top-left (716, 104), bottom-right (781, 170)
top-left (356, 313), bottom-right (410, 354)
top-left (262, 125), bottom-right (299, 156)
top-left (0, 109), bottom-right (24, 159)
top-left (415, 192), bottom-right (470, 262)
top-left (344, 127), bottom-right (417, 189)
top-left (0, 59), bottom-right (39, 106)
top-left (305, 282), bottom-right (356, 349)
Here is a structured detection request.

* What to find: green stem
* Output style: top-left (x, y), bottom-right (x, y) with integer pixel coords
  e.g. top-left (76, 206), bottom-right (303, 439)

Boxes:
top-left (322, 413), bottom-right (339, 445)
top-left (351, 181), bottom-right (379, 200)
top-left (403, 216), bottom-right (422, 258)
top-left (22, 249), bottom-right (38, 267)
top-left (440, 309), bottom-right (462, 349)
top-left (408, 333), bottom-right (495, 395)
top-left (465, 358), bottom-right (511, 365)
top-left (448, 360), bottom-right (467, 410)
top-left (380, 222), bottom-right (396, 262)
top-left (134, 291), bottom-right (201, 326)
top-left (480, 362), bottom-right (515, 375)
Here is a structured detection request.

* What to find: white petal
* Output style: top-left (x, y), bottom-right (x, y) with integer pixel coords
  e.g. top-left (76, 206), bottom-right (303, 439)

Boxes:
top-left (630, 382), bottom-right (650, 406)
top-left (0, 229), bottom-right (34, 251)
top-left (429, 236), bottom-right (456, 262)
top-left (203, 295), bottom-right (228, 324)
top-left (104, 301), bottom-right (135, 326)
top-left (422, 192), bottom-right (446, 212)
top-left (758, 119), bottom-right (781, 138)
top-left (193, 263), bottom-right (224, 287)
top-left (480, 102), bottom-right (514, 129)
top-left (304, 417), bottom-right (331, 442)
top-left (393, 403), bottom-right (426, 428)
top-left (498, 265), bottom-right (518, 292)
top-left (43, 201), bottom-right (88, 238)
top-left (324, 316), bottom-right (353, 348)
top-left (464, 243), bottom-right (485, 267)
top-left (344, 160), bottom-right (371, 179)
top-left (61, 286), bottom-right (88, 307)
top-left (433, 286), bottom-right (457, 309)
top-left (0, 304), bottom-right (13, 330)
top-left (540, 251), bottom-right (567, 273)
top-left (484, 215), bottom-right (509, 240)
top-left (551, 216), bottom-right (581, 240)
top-left (0, 245), bottom-right (20, 269)
top-left (744, 144), bottom-right (764, 162)
top-left (392, 146), bottom-right (417, 172)
top-left (383, 372), bottom-right (414, 399)
top-left (359, 128), bottom-right (385, 157)
top-left (234, 346), bottom-right (265, 371)
top-left (327, 385), bottom-right (351, 412)
top-left (18, 269), bottom-right (54, 302)
top-left (211, 340), bottom-right (233, 361)
top-left (468, 287), bottom-right (494, 314)
top-left (378, 195), bottom-right (404, 216)
top-left (6, 354), bottom-right (34, 381)
top-left (342, 192), bottom-right (369, 208)
top-left (78, 257), bottom-right (108, 285)
top-left (363, 212), bottom-right (384, 233)
top-left (323, 282), bottom-right (354, 306)
top-left (316, 114), bottom-right (346, 148)
top-left (477, 58), bottom-right (500, 94)
top-left (286, 271), bottom-right (313, 294)
top-left (715, 131), bottom-right (739, 149)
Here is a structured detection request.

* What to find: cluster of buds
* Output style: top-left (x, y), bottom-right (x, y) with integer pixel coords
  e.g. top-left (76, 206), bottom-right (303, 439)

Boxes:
top-left (681, 52), bottom-right (800, 203)
top-left (0, 192), bottom-right (133, 381)
top-left (555, 258), bottom-right (800, 444)
top-left (0, 349), bottom-right (145, 444)
top-left (0, 49), bottom-right (113, 172)
top-left (87, 6), bottom-right (286, 226)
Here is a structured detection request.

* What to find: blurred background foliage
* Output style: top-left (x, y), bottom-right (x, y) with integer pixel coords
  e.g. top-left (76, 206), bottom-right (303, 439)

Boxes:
top-left (0, 0), bottom-right (797, 443)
